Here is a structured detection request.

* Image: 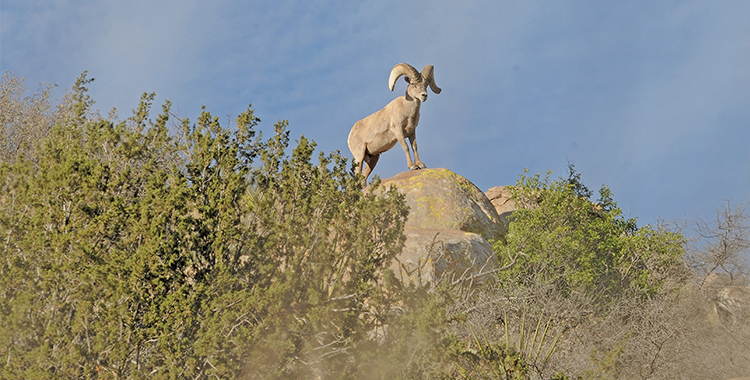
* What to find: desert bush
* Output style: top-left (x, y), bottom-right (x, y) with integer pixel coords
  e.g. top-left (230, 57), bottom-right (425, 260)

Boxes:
top-left (460, 167), bottom-right (750, 379)
top-left (0, 73), bottom-right (411, 379)
top-left (447, 263), bottom-right (750, 379)
top-left (4, 72), bottom-right (748, 379)
top-left (494, 166), bottom-right (686, 302)
top-left (687, 201), bottom-right (750, 285)
top-left (1, 72), bottom-right (59, 163)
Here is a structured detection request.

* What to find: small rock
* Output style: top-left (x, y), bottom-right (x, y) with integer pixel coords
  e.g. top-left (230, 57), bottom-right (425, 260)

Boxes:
top-left (714, 285), bottom-right (750, 325)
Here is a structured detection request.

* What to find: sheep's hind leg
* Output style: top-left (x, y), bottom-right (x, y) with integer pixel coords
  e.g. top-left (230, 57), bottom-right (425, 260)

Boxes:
top-left (351, 145), bottom-right (366, 175)
top-left (363, 153), bottom-right (379, 182)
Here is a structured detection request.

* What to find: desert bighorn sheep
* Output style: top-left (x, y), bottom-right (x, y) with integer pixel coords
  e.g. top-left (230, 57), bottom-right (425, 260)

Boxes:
top-left (347, 63), bottom-right (441, 184)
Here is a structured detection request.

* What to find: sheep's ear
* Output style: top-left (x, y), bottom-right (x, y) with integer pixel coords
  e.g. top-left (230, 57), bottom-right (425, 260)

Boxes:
top-left (404, 77), bottom-right (411, 84)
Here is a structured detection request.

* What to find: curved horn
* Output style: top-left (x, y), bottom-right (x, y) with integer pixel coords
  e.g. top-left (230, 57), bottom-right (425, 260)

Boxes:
top-left (421, 65), bottom-right (442, 94)
top-left (388, 63), bottom-right (420, 91)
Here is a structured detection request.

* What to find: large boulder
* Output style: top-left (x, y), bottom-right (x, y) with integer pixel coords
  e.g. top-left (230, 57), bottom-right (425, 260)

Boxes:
top-left (377, 168), bottom-right (505, 241)
top-left (390, 227), bottom-right (497, 285)
top-left (369, 227), bottom-right (496, 340)
top-left (374, 169), bottom-right (505, 284)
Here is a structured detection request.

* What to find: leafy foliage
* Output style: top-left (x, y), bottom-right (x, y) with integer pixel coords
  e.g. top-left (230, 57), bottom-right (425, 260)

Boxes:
top-left (454, 310), bottom-right (561, 380)
top-left (494, 166), bottom-right (685, 300)
top-left (4, 72), bottom-right (746, 379)
top-left (0, 73), bottom-right (409, 379)
top-left (1, 72), bottom-right (59, 163)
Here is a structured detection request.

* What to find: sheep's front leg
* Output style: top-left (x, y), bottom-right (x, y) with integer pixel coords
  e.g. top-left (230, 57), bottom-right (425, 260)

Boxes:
top-left (396, 135), bottom-right (419, 170)
top-left (408, 134), bottom-right (426, 169)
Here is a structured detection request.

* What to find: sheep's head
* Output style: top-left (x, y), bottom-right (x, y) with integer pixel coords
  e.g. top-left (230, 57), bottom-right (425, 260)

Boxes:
top-left (388, 63), bottom-right (442, 102)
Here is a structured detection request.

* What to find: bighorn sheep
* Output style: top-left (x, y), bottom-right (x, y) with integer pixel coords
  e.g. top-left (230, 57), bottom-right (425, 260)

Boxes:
top-left (347, 63), bottom-right (441, 184)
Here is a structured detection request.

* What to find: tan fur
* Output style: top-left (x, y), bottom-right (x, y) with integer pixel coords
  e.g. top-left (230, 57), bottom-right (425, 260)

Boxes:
top-left (348, 63), bottom-right (441, 184)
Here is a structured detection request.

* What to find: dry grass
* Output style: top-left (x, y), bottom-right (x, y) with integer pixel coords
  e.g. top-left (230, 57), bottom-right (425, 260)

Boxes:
top-left (445, 266), bottom-right (750, 379)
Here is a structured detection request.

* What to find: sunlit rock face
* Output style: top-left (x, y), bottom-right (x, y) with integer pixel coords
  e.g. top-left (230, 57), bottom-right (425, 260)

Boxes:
top-left (376, 168), bottom-right (505, 240)
top-left (485, 186), bottom-right (516, 227)
top-left (392, 226), bottom-right (496, 285)
top-left (375, 168), bottom-right (505, 284)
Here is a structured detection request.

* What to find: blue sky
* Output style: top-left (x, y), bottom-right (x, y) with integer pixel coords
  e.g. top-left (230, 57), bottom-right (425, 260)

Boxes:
top-left (2, 1), bottom-right (750, 230)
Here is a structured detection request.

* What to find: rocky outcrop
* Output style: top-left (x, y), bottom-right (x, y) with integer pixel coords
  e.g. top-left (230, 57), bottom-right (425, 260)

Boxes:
top-left (714, 285), bottom-right (750, 325)
top-left (704, 273), bottom-right (750, 326)
top-left (485, 186), bottom-right (516, 226)
top-left (376, 168), bottom-right (505, 284)
top-left (391, 227), bottom-right (497, 285)
top-left (377, 168), bottom-right (505, 240)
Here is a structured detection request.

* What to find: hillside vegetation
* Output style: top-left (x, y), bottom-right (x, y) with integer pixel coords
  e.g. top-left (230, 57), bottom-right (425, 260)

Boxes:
top-left (1, 72), bottom-right (748, 379)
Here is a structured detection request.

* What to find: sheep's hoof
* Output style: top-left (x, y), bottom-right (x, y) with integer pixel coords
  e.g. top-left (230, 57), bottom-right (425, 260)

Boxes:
top-left (409, 165), bottom-right (421, 171)
top-left (417, 163), bottom-right (427, 169)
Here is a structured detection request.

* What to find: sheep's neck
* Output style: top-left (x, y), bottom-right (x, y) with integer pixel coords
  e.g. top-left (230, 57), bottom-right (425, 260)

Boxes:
top-left (402, 93), bottom-right (421, 134)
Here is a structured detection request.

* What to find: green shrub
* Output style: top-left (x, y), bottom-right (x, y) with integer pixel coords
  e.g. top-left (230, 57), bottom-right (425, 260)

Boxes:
top-left (2, 72), bottom-right (708, 380)
top-left (494, 166), bottom-right (685, 300)
top-left (0, 73), bottom-right (409, 379)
